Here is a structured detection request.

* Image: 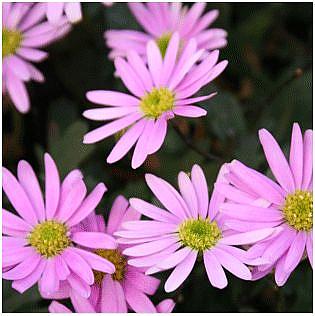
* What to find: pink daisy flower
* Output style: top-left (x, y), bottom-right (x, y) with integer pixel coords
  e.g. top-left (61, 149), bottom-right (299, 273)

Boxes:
top-left (83, 33), bottom-right (228, 169)
top-left (216, 123), bottom-right (313, 286)
top-left (105, 3), bottom-right (227, 59)
top-left (114, 165), bottom-right (277, 292)
top-left (2, 153), bottom-right (116, 296)
top-left (46, 2), bottom-right (82, 24)
top-left (2, 2), bottom-right (71, 113)
top-left (43, 196), bottom-right (175, 313)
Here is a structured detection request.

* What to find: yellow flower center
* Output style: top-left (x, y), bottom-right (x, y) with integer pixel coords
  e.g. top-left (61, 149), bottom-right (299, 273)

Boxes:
top-left (140, 87), bottom-right (174, 119)
top-left (28, 220), bottom-right (71, 258)
top-left (282, 190), bottom-right (313, 231)
top-left (93, 249), bottom-right (127, 284)
top-left (156, 33), bottom-right (172, 58)
top-left (178, 218), bottom-right (222, 251)
top-left (2, 28), bottom-right (22, 58)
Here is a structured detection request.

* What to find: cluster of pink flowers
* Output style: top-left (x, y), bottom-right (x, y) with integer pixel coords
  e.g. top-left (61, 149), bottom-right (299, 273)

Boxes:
top-left (2, 2), bottom-right (312, 314)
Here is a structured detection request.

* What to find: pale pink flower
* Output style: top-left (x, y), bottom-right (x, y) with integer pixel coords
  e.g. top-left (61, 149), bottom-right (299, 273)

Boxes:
top-left (2, 153), bottom-right (116, 296)
top-left (44, 196), bottom-right (175, 313)
top-left (105, 3), bottom-right (227, 59)
top-left (84, 33), bottom-right (227, 168)
top-left (2, 2), bottom-right (71, 113)
top-left (115, 165), bottom-right (276, 292)
top-left (216, 123), bottom-right (313, 286)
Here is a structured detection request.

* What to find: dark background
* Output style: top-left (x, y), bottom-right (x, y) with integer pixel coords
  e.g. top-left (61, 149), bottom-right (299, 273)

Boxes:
top-left (3, 2), bottom-right (313, 312)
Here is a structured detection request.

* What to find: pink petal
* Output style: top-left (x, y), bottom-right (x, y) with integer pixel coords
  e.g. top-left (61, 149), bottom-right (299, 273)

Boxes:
top-left (189, 9), bottom-right (219, 36)
top-left (146, 40), bottom-right (163, 87)
top-left (70, 290), bottom-right (95, 312)
top-left (306, 232), bottom-right (313, 267)
top-left (83, 112), bottom-right (142, 144)
top-left (17, 47), bottom-right (48, 62)
top-left (40, 258), bottom-right (59, 294)
top-left (212, 247), bottom-right (251, 280)
top-left (275, 254), bottom-right (291, 286)
top-left (284, 231), bottom-right (307, 272)
top-left (146, 116), bottom-right (167, 155)
top-left (156, 299), bottom-right (175, 313)
top-left (302, 129), bottom-right (313, 190)
top-left (66, 183), bottom-right (106, 227)
top-left (72, 232), bottom-right (117, 249)
top-left (164, 250), bottom-right (197, 292)
top-left (2, 247), bottom-right (35, 267)
top-left (19, 3), bottom-right (46, 31)
top-left (2, 236), bottom-right (28, 248)
top-left (55, 255), bottom-right (70, 281)
top-left (129, 198), bottom-right (180, 224)
top-left (66, 273), bottom-right (91, 298)
top-left (2, 208), bottom-right (33, 232)
top-left (44, 153), bottom-right (60, 220)
top-left (100, 275), bottom-right (120, 312)
top-left (49, 301), bottom-right (72, 313)
top-left (64, 2), bottom-right (82, 23)
top-left (204, 250), bottom-right (228, 289)
top-left (12, 259), bottom-right (46, 294)
top-left (174, 105), bottom-right (207, 117)
top-left (175, 93), bottom-right (217, 106)
top-left (180, 2), bottom-right (206, 36)
top-left (6, 55), bottom-right (31, 81)
top-left (46, 2), bottom-right (64, 24)
top-left (259, 128), bottom-right (295, 192)
top-left (156, 247), bottom-right (192, 270)
top-left (83, 106), bottom-right (138, 121)
top-left (86, 90), bottom-right (140, 106)
top-left (106, 195), bottom-right (129, 234)
top-left (2, 167), bottom-right (38, 225)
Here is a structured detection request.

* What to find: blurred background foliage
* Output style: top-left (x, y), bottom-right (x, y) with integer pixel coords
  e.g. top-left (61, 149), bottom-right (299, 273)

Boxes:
top-left (2, 2), bottom-right (313, 313)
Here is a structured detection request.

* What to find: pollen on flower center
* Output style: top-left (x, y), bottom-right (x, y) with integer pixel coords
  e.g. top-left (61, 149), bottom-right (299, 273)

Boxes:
top-left (28, 220), bottom-right (71, 258)
top-left (140, 87), bottom-right (174, 119)
top-left (93, 249), bottom-right (127, 284)
top-left (2, 28), bottom-right (23, 58)
top-left (178, 218), bottom-right (222, 251)
top-left (156, 33), bottom-right (172, 58)
top-left (282, 190), bottom-right (313, 231)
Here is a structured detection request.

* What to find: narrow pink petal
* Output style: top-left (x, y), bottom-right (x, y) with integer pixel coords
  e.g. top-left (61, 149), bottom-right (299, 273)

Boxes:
top-left (127, 50), bottom-right (153, 92)
top-left (161, 32), bottom-right (180, 86)
top-left (123, 237), bottom-right (178, 257)
top-left (129, 198), bottom-right (180, 224)
top-left (55, 255), bottom-right (70, 280)
top-left (214, 182), bottom-right (254, 204)
top-left (40, 258), bottom-right (59, 294)
top-left (72, 232), bottom-right (117, 249)
top-left (56, 180), bottom-right (87, 222)
top-left (175, 93), bottom-right (217, 106)
top-left (220, 228), bottom-right (278, 246)
top-left (17, 160), bottom-right (45, 222)
top-left (83, 112), bottom-right (142, 144)
top-left (289, 123), bottom-right (304, 189)
top-left (2, 167), bottom-right (38, 225)
top-left (19, 3), bottom-right (46, 31)
top-left (83, 106), bottom-right (138, 121)
top-left (71, 247), bottom-right (115, 274)
top-left (46, 2), bottom-right (64, 24)
top-left (211, 247), bottom-right (251, 280)
top-left (3, 208), bottom-right (33, 231)
top-left (100, 275), bottom-right (121, 312)
top-left (189, 9), bottom-right (219, 36)
top-left (107, 119), bottom-right (146, 164)
top-left (62, 249), bottom-right (94, 285)
top-left (259, 128), bottom-right (295, 192)
top-left (49, 301), bottom-right (72, 313)
top-left (164, 250), bottom-right (197, 292)
top-left (178, 171), bottom-right (198, 218)
top-left (6, 55), bottom-right (31, 81)
top-left (124, 282), bottom-right (157, 313)
top-left (64, 2), bottom-right (82, 23)
top-left (2, 236), bottom-right (28, 248)
top-left (106, 195), bottom-right (129, 234)
top-left (6, 3), bottom-right (29, 29)
top-left (131, 119), bottom-right (154, 169)
top-left (284, 231), bottom-right (307, 272)
top-left (17, 47), bottom-right (48, 62)
top-left (60, 170), bottom-right (83, 201)
top-left (180, 3), bottom-right (206, 37)
top-left (204, 250), bottom-right (228, 289)
top-left (174, 105), bottom-right (207, 118)
top-left (224, 219), bottom-right (280, 232)
top-left (114, 57), bottom-right (146, 97)
top-left (302, 129), bottom-right (313, 190)
top-left (156, 247), bottom-right (192, 270)
top-left (220, 202), bottom-right (283, 222)
top-left (66, 183), bottom-right (106, 227)
top-left (25, 62), bottom-right (44, 82)
top-left (145, 173), bottom-right (189, 220)
top-left (12, 259), bottom-right (46, 294)
top-left (147, 40), bottom-right (163, 87)
top-left (306, 232), bottom-right (313, 267)
top-left (6, 70), bottom-right (30, 113)
top-left (156, 299), bottom-right (176, 313)
top-left (146, 116), bottom-right (168, 155)
top-left (86, 90), bottom-right (140, 106)
top-left (275, 254), bottom-right (291, 286)
top-left (115, 230), bottom-right (175, 239)
top-left (70, 290), bottom-right (96, 312)
top-left (66, 273), bottom-right (91, 298)
top-left (2, 247), bottom-right (35, 267)
top-left (2, 253), bottom-right (41, 280)
top-left (44, 153), bottom-right (60, 220)
top-left (125, 268), bottom-right (160, 295)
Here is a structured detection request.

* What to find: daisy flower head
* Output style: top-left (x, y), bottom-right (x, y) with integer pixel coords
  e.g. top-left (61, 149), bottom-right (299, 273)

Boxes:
top-left (105, 3), bottom-right (227, 59)
top-left (216, 123), bottom-right (313, 286)
top-left (2, 2), bottom-right (71, 113)
top-left (114, 165), bottom-right (277, 292)
top-left (44, 196), bottom-right (175, 313)
top-left (46, 2), bottom-right (82, 24)
top-left (83, 33), bottom-right (228, 169)
top-left (2, 153), bottom-right (117, 297)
